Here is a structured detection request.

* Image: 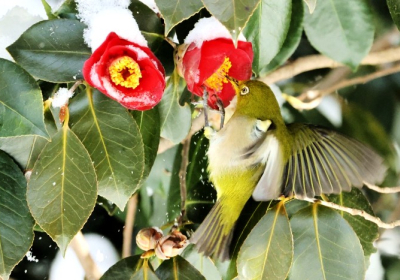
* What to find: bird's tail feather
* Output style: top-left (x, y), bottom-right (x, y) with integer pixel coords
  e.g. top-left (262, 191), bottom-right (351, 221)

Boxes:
top-left (190, 200), bottom-right (234, 261)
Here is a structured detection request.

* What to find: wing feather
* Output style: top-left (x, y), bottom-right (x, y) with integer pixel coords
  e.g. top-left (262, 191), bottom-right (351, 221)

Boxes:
top-left (282, 125), bottom-right (386, 199)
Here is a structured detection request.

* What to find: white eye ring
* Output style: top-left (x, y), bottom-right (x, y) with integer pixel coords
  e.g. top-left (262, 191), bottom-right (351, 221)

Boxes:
top-left (240, 86), bottom-right (249, 95)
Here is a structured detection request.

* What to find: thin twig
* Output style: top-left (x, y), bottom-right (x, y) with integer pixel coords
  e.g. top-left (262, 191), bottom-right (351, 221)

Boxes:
top-left (285, 64), bottom-right (400, 110)
top-left (177, 138), bottom-right (191, 226)
top-left (69, 80), bottom-right (84, 93)
top-left (261, 46), bottom-right (400, 85)
top-left (364, 182), bottom-right (400, 194)
top-left (301, 197), bottom-right (400, 229)
top-left (122, 193), bottom-right (138, 258)
top-left (70, 231), bottom-right (102, 280)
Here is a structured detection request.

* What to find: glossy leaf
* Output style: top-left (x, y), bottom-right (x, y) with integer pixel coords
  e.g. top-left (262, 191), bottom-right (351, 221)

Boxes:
top-left (202, 0), bottom-right (260, 43)
top-left (303, 0), bottom-right (374, 70)
top-left (132, 107), bottom-right (160, 179)
top-left (226, 201), bottom-right (270, 280)
top-left (181, 245), bottom-right (221, 280)
top-left (244, 0), bottom-right (292, 76)
top-left (289, 204), bottom-right (365, 280)
top-left (69, 88), bottom-right (145, 210)
top-left (303, 0), bottom-right (316, 14)
top-left (155, 256), bottom-right (206, 280)
top-left (328, 188), bottom-right (379, 257)
top-left (0, 103), bottom-right (57, 169)
top-left (387, 0), bottom-right (400, 31)
top-left (0, 59), bottom-right (49, 139)
top-left (158, 70), bottom-right (191, 144)
top-left (0, 151), bottom-right (35, 280)
top-left (263, 0), bottom-right (304, 74)
top-left (155, 0), bottom-right (203, 35)
top-left (7, 19), bottom-right (91, 82)
top-left (237, 201), bottom-right (292, 280)
top-left (101, 255), bottom-right (159, 280)
top-left (27, 123), bottom-right (97, 254)
top-left (54, 0), bottom-right (78, 19)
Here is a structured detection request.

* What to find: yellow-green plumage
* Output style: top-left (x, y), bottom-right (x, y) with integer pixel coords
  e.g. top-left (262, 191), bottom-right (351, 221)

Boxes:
top-left (190, 80), bottom-right (386, 260)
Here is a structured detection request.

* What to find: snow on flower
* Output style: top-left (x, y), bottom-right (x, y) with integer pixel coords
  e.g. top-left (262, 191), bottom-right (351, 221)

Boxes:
top-left (76, 0), bottom-right (146, 51)
top-left (178, 17), bottom-right (253, 109)
top-left (83, 32), bottom-right (165, 110)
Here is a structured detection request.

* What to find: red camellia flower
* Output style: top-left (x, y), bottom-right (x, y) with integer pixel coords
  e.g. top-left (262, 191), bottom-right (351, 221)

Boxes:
top-left (178, 18), bottom-right (253, 109)
top-left (83, 32), bottom-right (166, 111)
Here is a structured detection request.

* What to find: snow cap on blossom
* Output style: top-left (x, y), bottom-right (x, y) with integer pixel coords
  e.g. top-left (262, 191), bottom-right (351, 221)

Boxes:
top-left (76, 0), bottom-right (147, 51)
top-left (184, 17), bottom-right (246, 48)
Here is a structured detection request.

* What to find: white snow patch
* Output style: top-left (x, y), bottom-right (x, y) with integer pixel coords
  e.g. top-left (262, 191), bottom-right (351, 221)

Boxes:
top-left (184, 17), bottom-right (246, 48)
top-left (127, 45), bottom-right (149, 60)
top-left (76, 0), bottom-right (147, 51)
top-left (26, 251), bottom-right (39, 263)
top-left (90, 63), bottom-right (102, 88)
top-left (102, 78), bottom-right (125, 101)
top-left (52, 88), bottom-right (74, 108)
top-left (317, 95), bottom-right (342, 127)
top-left (49, 234), bottom-right (118, 280)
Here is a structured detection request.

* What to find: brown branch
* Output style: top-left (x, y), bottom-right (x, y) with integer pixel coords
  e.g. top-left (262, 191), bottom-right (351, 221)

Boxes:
top-left (302, 197), bottom-right (400, 229)
top-left (122, 193), bottom-right (138, 258)
top-left (70, 231), bottom-right (102, 280)
top-left (69, 80), bottom-right (84, 93)
top-left (261, 46), bottom-right (400, 85)
top-left (364, 182), bottom-right (400, 194)
top-left (283, 63), bottom-right (400, 110)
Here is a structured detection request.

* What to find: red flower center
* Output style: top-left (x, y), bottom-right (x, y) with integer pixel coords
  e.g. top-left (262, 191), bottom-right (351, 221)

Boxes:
top-left (204, 57), bottom-right (232, 92)
top-left (109, 56), bottom-right (142, 89)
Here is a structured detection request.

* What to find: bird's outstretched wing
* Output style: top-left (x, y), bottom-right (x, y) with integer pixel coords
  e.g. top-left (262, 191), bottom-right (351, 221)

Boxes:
top-left (280, 124), bottom-right (387, 198)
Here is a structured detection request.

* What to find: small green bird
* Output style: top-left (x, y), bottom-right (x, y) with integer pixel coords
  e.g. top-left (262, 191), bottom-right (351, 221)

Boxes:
top-left (190, 79), bottom-right (387, 260)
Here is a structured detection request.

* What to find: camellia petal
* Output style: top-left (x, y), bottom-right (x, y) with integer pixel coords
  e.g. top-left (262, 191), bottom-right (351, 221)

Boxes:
top-left (83, 32), bottom-right (166, 111)
top-left (181, 37), bottom-right (253, 109)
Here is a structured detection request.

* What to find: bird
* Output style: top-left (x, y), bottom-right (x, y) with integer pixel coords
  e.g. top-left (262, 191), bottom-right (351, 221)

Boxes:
top-left (190, 79), bottom-right (387, 260)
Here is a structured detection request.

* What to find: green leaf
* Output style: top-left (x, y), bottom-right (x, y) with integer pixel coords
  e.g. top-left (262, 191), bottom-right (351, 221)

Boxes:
top-left (155, 0), bottom-right (203, 35)
top-left (226, 201), bottom-right (270, 280)
top-left (237, 202), bottom-right (292, 280)
top-left (387, 0), bottom-right (400, 31)
top-left (0, 151), bottom-right (35, 280)
top-left (69, 88), bottom-right (145, 210)
top-left (327, 188), bottom-right (379, 257)
top-left (202, 0), bottom-right (261, 43)
top-left (303, 0), bottom-right (317, 14)
top-left (132, 108), bottom-right (160, 179)
top-left (101, 255), bottom-right (159, 280)
top-left (155, 256), bottom-right (206, 280)
top-left (262, 0), bottom-right (304, 74)
top-left (158, 70), bottom-right (191, 144)
top-left (303, 0), bottom-right (374, 70)
top-left (0, 104), bottom-right (58, 169)
top-left (27, 123), bottom-right (97, 254)
top-left (289, 204), bottom-right (365, 280)
top-left (181, 245), bottom-right (221, 280)
top-left (0, 59), bottom-right (49, 139)
top-left (54, 0), bottom-right (78, 19)
top-left (7, 19), bottom-right (91, 82)
top-left (41, 0), bottom-right (57, 19)
top-left (243, 0), bottom-right (292, 77)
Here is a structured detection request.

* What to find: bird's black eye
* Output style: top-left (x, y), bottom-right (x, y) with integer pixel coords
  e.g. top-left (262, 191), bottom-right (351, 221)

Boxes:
top-left (240, 86), bottom-right (249, 95)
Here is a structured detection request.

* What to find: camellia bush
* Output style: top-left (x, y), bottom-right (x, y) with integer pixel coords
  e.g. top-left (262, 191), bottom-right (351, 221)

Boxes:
top-left (1, 0), bottom-right (400, 279)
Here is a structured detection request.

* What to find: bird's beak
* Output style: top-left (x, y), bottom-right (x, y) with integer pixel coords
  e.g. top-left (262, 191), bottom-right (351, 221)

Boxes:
top-left (226, 76), bottom-right (240, 95)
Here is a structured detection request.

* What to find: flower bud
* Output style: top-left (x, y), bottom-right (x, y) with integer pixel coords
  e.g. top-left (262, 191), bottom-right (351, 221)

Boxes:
top-left (155, 230), bottom-right (188, 260)
top-left (136, 227), bottom-right (163, 251)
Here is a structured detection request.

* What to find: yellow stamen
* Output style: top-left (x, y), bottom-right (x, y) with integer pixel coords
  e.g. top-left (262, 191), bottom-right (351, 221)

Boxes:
top-left (204, 57), bottom-right (232, 91)
top-left (109, 56), bottom-right (142, 89)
